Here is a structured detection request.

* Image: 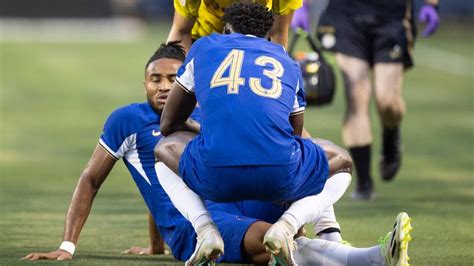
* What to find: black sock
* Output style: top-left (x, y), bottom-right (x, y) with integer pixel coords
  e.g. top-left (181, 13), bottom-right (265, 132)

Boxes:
top-left (382, 126), bottom-right (400, 160)
top-left (349, 145), bottom-right (372, 188)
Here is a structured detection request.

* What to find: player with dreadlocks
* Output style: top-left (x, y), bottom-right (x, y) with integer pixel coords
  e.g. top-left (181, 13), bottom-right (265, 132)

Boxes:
top-left (156, 2), bottom-right (412, 265)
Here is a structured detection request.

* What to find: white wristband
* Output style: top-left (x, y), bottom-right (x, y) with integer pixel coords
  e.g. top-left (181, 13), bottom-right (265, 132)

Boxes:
top-left (59, 241), bottom-right (76, 255)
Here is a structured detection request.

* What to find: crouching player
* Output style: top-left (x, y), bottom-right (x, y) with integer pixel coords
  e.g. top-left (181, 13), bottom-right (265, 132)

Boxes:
top-left (155, 2), bottom-right (412, 266)
top-left (22, 42), bottom-right (412, 266)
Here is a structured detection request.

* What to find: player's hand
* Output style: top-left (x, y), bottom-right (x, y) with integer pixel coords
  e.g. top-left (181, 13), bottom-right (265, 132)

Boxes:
top-left (122, 246), bottom-right (170, 255)
top-left (22, 249), bottom-right (72, 260)
top-left (418, 4), bottom-right (440, 37)
top-left (290, 0), bottom-right (310, 32)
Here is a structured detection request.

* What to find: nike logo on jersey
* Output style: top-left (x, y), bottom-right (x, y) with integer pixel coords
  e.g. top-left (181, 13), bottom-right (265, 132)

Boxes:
top-left (152, 130), bottom-right (161, 137)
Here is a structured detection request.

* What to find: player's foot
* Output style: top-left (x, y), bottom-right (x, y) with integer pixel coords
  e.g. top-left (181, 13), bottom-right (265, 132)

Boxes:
top-left (263, 219), bottom-right (298, 266)
top-left (351, 183), bottom-right (375, 201)
top-left (380, 127), bottom-right (402, 182)
top-left (185, 223), bottom-right (224, 266)
top-left (380, 212), bottom-right (413, 266)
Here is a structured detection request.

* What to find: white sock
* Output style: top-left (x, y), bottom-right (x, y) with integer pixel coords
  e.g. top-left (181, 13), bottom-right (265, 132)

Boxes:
top-left (294, 237), bottom-right (384, 266)
top-left (155, 162), bottom-right (212, 232)
top-left (320, 232), bottom-right (343, 242)
top-left (314, 205), bottom-right (342, 241)
top-left (281, 172), bottom-right (351, 232)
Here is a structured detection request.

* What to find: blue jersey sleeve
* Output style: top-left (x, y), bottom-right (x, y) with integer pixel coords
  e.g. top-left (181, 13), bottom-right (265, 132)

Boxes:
top-left (291, 67), bottom-right (306, 115)
top-left (99, 105), bottom-right (138, 160)
top-left (190, 107), bottom-right (201, 123)
top-left (176, 37), bottom-right (207, 94)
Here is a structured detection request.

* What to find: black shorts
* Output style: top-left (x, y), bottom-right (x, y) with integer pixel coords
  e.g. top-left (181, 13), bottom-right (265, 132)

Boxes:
top-left (317, 11), bottom-right (417, 69)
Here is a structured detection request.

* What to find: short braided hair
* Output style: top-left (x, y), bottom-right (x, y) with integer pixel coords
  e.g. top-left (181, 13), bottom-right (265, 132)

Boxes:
top-left (145, 41), bottom-right (186, 71)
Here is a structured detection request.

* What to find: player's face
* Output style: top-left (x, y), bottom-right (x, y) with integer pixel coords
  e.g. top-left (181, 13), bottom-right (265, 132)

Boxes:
top-left (144, 58), bottom-right (182, 113)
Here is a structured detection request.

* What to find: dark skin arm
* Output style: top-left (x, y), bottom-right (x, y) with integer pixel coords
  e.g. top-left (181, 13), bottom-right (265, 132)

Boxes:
top-left (290, 112), bottom-right (304, 137)
top-left (160, 83), bottom-right (198, 136)
top-left (23, 144), bottom-right (117, 260)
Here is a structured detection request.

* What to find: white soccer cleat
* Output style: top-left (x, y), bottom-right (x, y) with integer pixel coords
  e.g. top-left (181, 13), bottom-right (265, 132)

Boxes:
top-left (263, 220), bottom-right (298, 266)
top-left (185, 223), bottom-right (224, 266)
top-left (380, 212), bottom-right (413, 266)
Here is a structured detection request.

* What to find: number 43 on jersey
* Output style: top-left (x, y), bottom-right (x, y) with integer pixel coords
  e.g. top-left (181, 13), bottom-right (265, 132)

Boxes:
top-left (210, 49), bottom-right (284, 99)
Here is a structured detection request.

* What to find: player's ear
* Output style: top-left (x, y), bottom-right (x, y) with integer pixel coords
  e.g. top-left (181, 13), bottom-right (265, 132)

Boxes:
top-left (223, 24), bottom-right (232, 34)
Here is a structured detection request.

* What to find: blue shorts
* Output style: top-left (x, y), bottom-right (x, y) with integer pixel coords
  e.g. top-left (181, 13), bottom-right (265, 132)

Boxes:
top-left (179, 136), bottom-right (329, 203)
top-left (171, 200), bottom-right (284, 263)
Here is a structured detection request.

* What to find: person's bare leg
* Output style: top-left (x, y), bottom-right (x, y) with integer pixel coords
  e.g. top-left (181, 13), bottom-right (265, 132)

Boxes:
top-left (374, 63), bottom-right (405, 181)
top-left (336, 53), bottom-right (375, 200)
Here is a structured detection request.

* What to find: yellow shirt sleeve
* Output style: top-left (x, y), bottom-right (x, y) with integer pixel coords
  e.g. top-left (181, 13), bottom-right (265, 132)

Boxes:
top-left (271, 0), bottom-right (302, 15)
top-left (174, 0), bottom-right (202, 18)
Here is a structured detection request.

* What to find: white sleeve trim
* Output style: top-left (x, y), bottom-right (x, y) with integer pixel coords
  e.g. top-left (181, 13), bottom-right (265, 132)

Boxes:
top-left (291, 79), bottom-right (305, 114)
top-left (99, 133), bottom-right (135, 160)
top-left (175, 58), bottom-right (195, 93)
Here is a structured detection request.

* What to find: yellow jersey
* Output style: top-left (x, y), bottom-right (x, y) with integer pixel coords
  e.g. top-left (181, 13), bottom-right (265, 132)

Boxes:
top-left (174, 0), bottom-right (302, 40)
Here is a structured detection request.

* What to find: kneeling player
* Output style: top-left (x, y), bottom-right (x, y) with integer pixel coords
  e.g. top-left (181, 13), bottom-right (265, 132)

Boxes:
top-left (155, 2), bottom-right (359, 265)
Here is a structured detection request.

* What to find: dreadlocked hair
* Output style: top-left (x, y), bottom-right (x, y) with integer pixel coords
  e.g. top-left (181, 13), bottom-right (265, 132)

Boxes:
top-left (145, 41), bottom-right (186, 70)
top-left (222, 2), bottom-right (274, 38)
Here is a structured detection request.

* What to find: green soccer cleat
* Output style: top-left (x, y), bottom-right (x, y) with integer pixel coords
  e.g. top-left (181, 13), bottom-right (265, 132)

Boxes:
top-left (185, 223), bottom-right (224, 266)
top-left (263, 220), bottom-right (298, 266)
top-left (380, 212), bottom-right (413, 266)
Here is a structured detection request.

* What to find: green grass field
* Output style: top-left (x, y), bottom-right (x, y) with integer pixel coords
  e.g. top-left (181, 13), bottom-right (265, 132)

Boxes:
top-left (1, 21), bottom-right (473, 265)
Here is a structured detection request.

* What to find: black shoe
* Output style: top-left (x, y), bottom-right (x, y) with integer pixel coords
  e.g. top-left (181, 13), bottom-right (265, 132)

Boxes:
top-left (380, 127), bottom-right (402, 182)
top-left (351, 184), bottom-right (375, 201)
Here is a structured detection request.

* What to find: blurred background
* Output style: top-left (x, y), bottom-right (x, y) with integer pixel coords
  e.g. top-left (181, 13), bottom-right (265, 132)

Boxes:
top-left (0, 1), bottom-right (473, 265)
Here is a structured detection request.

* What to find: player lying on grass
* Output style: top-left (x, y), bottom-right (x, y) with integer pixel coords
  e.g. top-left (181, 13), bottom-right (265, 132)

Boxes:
top-left (168, 0), bottom-right (301, 50)
top-left (22, 41), bottom-right (412, 266)
top-left (154, 2), bottom-right (411, 265)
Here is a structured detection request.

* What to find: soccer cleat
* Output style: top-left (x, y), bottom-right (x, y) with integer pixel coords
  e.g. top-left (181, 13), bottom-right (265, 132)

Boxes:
top-left (380, 127), bottom-right (403, 182)
top-left (379, 212), bottom-right (413, 266)
top-left (351, 183), bottom-right (376, 201)
top-left (185, 223), bottom-right (224, 266)
top-left (263, 220), bottom-right (298, 266)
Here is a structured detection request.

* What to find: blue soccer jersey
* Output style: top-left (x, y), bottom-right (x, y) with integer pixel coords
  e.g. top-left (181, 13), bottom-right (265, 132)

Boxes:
top-left (97, 102), bottom-right (290, 262)
top-left (98, 102), bottom-right (200, 255)
top-left (176, 33), bottom-right (306, 166)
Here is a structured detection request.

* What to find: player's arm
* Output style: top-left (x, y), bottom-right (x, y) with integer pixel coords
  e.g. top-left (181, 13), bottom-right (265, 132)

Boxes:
top-left (268, 0), bottom-right (303, 48)
top-left (168, 0), bottom-right (200, 51)
top-left (122, 213), bottom-right (168, 255)
top-left (291, 67), bottom-right (306, 137)
top-left (167, 10), bottom-right (196, 51)
top-left (22, 144), bottom-right (116, 260)
top-left (268, 12), bottom-right (294, 48)
top-left (160, 82), bottom-right (198, 136)
top-left (290, 112), bottom-right (304, 137)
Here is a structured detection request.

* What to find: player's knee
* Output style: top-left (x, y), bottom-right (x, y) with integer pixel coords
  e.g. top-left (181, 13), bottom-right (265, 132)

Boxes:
top-left (154, 138), bottom-right (174, 162)
top-left (378, 98), bottom-right (404, 119)
top-left (335, 147), bottom-right (353, 174)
